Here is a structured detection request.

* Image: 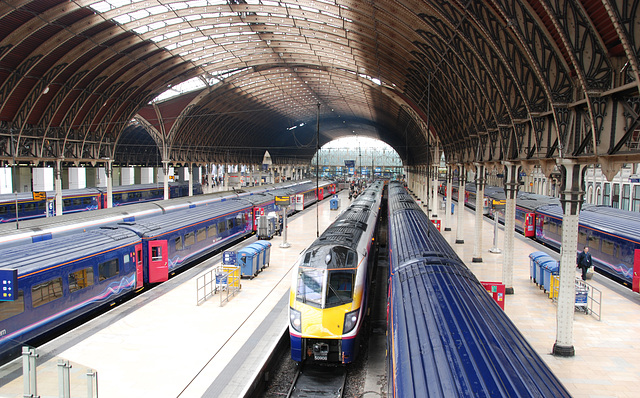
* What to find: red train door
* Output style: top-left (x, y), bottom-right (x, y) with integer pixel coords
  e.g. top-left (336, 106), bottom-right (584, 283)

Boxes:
top-left (524, 213), bottom-right (535, 237)
top-left (148, 240), bottom-right (168, 283)
top-left (135, 243), bottom-right (143, 289)
top-left (633, 249), bottom-right (640, 293)
top-left (318, 188), bottom-right (324, 201)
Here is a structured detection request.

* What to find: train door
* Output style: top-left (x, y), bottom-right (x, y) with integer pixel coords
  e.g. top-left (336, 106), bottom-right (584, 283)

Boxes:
top-left (100, 193), bottom-right (106, 209)
top-left (294, 194), bottom-right (304, 211)
top-left (318, 188), bottom-right (324, 201)
top-left (148, 240), bottom-right (168, 283)
top-left (633, 249), bottom-right (640, 293)
top-left (524, 213), bottom-right (535, 237)
top-left (134, 243), bottom-right (143, 289)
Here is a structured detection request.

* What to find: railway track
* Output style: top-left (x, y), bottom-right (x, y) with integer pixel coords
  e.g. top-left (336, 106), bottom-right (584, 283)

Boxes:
top-left (286, 363), bottom-right (347, 398)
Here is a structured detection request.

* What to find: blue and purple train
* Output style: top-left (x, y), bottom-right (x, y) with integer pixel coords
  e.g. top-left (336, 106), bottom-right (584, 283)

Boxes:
top-left (0, 180), bottom-right (338, 362)
top-left (387, 181), bottom-right (570, 397)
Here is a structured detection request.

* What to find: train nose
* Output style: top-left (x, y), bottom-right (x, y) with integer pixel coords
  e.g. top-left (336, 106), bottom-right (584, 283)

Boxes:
top-left (312, 342), bottom-right (330, 361)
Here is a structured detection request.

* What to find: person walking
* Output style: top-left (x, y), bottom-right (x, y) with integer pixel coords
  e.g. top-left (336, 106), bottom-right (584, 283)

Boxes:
top-left (577, 246), bottom-right (592, 281)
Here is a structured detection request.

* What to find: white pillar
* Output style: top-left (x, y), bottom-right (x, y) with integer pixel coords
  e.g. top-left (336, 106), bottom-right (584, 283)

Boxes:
top-left (106, 161), bottom-right (113, 208)
top-left (553, 161), bottom-right (587, 357)
top-left (140, 167), bottom-right (154, 184)
top-left (192, 166), bottom-right (202, 186)
top-left (502, 162), bottom-right (519, 294)
top-left (120, 167), bottom-right (135, 185)
top-left (472, 163), bottom-right (485, 263)
top-left (186, 166), bottom-right (193, 197)
top-left (68, 167), bottom-right (86, 189)
top-left (33, 167), bottom-right (54, 191)
top-left (0, 168), bottom-right (12, 194)
top-left (162, 161), bottom-right (170, 200)
top-left (456, 164), bottom-right (466, 244)
top-left (431, 165), bottom-right (438, 217)
top-left (54, 162), bottom-right (63, 216)
top-left (444, 165), bottom-right (453, 231)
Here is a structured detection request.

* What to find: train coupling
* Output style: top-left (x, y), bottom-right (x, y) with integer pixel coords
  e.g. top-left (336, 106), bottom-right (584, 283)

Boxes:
top-left (312, 342), bottom-right (329, 361)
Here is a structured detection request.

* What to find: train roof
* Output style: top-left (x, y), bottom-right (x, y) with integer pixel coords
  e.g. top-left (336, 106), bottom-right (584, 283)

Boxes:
top-left (536, 204), bottom-right (640, 243)
top-left (117, 198), bottom-right (253, 238)
top-left (0, 228), bottom-right (140, 277)
top-left (387, 181), bottom-right (570, 397)
top-left (307, 182), bottom-right (382, 253)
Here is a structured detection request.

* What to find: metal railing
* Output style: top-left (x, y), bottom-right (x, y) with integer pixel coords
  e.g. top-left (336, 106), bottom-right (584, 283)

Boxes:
top-left (196, 265), bottom-right (241, 306)
top-left (551, 276), bottom-right (602, 321)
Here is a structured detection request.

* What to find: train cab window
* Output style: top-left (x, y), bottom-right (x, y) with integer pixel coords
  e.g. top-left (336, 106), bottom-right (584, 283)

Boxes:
top-left (208, 224), bottom-right (218, 237)
top-left (326, 271), bottom-right (355, 307)
top-left (296, 268), bottom-right (324, 307)
top-left (185, 232), bottom-right (195, 246)
top-left (0, 290), bottom-right (24, 321)
top-left (32, 278), bottom-right (63, 308)
top-left (98, 259), bottom-right (119, 281)
top-left (218, 221), bottom-right (227, 233)
top-left (622, 184), bottom-right (631, 211)
top-left (197, 228), bottom-right (206, 242)
top-left (175, 236), bottom-right (183, 251)
top-left (69, 267), bottom-right (94, 293)
top-left (633, 186), bottom-right (640, 212)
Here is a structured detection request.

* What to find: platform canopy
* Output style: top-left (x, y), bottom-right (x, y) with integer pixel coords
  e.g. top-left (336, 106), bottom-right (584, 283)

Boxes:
top-left (0, 0), bottom-right (639, 167)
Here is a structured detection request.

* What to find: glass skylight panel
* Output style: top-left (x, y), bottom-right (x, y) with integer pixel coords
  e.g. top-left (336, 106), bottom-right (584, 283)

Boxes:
top-left (149, 21), bottom-right (166, 30)
top-left (89, 2), bottom-right (112, 13)
top-left (148, 5), bottom-right (169, 15)
top-left (169, 2), bottom-right (189, 11)
top-left (166, 18), bottom-right (183, 26)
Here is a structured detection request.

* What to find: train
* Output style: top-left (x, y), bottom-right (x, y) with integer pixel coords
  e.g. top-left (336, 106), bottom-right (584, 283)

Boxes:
top-left (444, 182), bottom-right (640, 289)
top-left (0, 180), bottom-right (338, 362)
top-left (288, 180), bottom-right (384, 363)
top-left (387, 181), bottom-right (570, 397)
top-left (0, 180), bottom-right (336, 249)
top-left (0, 182), bottom-right (204, 223)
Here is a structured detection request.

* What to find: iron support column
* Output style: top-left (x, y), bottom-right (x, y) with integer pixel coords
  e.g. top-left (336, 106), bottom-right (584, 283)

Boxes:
top-left (502, 162), bottom-right (519, 294)
top-left (55, 159), bottom-right (63, 216)
top-left (553, 161), bottom-right (587, 357)
top-left (188, 165), bottom-right (193, 197)
top-left (106, 159), bottom-right (113, 209)
top-left (472, 163), bottom-right (485, 262)
top-left (445, 165), bottom-right (453, 231)
top-left (456, 164), bottom-right (466, 244)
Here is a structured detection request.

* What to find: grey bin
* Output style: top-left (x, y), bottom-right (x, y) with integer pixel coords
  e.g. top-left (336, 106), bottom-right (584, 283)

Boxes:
top-left (237, 246), bottom-right (259, 278)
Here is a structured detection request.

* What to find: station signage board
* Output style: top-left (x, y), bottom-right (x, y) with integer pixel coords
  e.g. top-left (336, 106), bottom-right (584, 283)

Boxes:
top-left (275, 196), bottom-right (290, 206)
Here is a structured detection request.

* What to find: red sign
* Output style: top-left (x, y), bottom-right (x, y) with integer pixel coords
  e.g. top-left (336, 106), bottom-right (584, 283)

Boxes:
top-left (481, 281), bottom-right (506, 310)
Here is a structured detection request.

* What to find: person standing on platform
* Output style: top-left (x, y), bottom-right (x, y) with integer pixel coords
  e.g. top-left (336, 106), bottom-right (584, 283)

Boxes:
top-left (577, 246), bottom-right (592, 281)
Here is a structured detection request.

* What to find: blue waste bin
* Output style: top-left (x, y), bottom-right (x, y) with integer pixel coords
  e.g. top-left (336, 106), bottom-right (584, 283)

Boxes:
top-left (247, 243), bottom-right (266, 271)
top-left (330, 197), bottom-right (339, 210)
top-left (533, 255), bottom-right (554, 288)
top-left (529, 251), bottom-right (548, 284)
top-left (451, 203), bottom-right (455, 214)
top-left (253, 240), bottom-right (272, 268)
top-left (237, 246), bottom-right (259, 277)
top-left (541, 259), bottom-right (559, 293)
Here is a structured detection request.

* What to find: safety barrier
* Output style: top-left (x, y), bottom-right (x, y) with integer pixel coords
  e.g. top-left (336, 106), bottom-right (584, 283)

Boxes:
top-left (550, 275), bottom-right (602, 321)
top-left (196, 264), bottom-right (241, 306)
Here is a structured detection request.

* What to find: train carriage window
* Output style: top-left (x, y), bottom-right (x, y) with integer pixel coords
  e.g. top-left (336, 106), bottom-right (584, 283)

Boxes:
top-left (38, 202), bottom-right (45, 210)
top-left (185, 232), bottom-right (195, 246)
top-left (228, 219), bottom-right (234, 230)
top-left (151, 247), bottom-right (162, 261)
top-left (121, 194), bottom-right (129, 202)
top-left (208, 224), bottom-right (218, 237)
top-left (236, 214), bottom-right (244, 225)
top-left (622, 184), bottom-right (631, 211)
top-left (69, 267), bottom-right (94, 293)
top-left (24, 202), bottom-right (35, 212)
top-left (32, 278), bottom-right (63, 307)
top-left (601, 239), bottom-right (615, 256)
top-left (218, 221), bottom-right (226, 233)
top-left (73, 198), bottom-right (82, 206)
top-left (63, 199), bottom-right (71, 207)
top-left (83, 197), bottom-right (93, 205)
top-left (0, 206), bottom-right (5, 215)
top-left (0, 290), bottom-right (24, 321)
top-left (633, 186), bottom-right (640, 212)
top-left (556, 223), bottom-right (562, 237)
top-left (578, 231), bottom-right (588, 246)
top-left (175, 236), bottom-right (183, 251)
top-left (197, 228), bottom-right (206, 242)
top-left (113, 194), bottom-right (122, 202)
top-left (98, 259), bottom-right (119, 281)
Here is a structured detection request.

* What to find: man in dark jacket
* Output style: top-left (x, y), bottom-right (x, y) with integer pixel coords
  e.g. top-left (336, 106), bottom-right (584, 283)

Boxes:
top-left (577, 246), bottom-right (592, 281)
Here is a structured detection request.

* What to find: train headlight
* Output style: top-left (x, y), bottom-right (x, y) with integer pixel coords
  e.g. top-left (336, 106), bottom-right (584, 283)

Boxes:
top-left (289, 307), bottom-right (302, 333)
top-left (343, 309), bottom-right (359, 334)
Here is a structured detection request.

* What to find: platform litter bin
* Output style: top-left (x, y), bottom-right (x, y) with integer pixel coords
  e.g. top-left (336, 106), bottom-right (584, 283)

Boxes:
top-left (529, 251), bottom-right (548, 284)
top-left (533, 255), bottom-right (554, 288)
top-left (246, 243), bottom-right (266, 271)
top-left (237, 246), bottom-right (259, 278)
top-left (541, 260), bottom-right (559, 293)
top-left (330, 197), bottom-right (339, 210)
top-left (253, 240), bottom-right (272, 268)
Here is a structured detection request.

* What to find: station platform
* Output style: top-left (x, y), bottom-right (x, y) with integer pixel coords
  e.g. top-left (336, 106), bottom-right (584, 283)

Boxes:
top-left (1, 188), bottom-right (639, 397)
